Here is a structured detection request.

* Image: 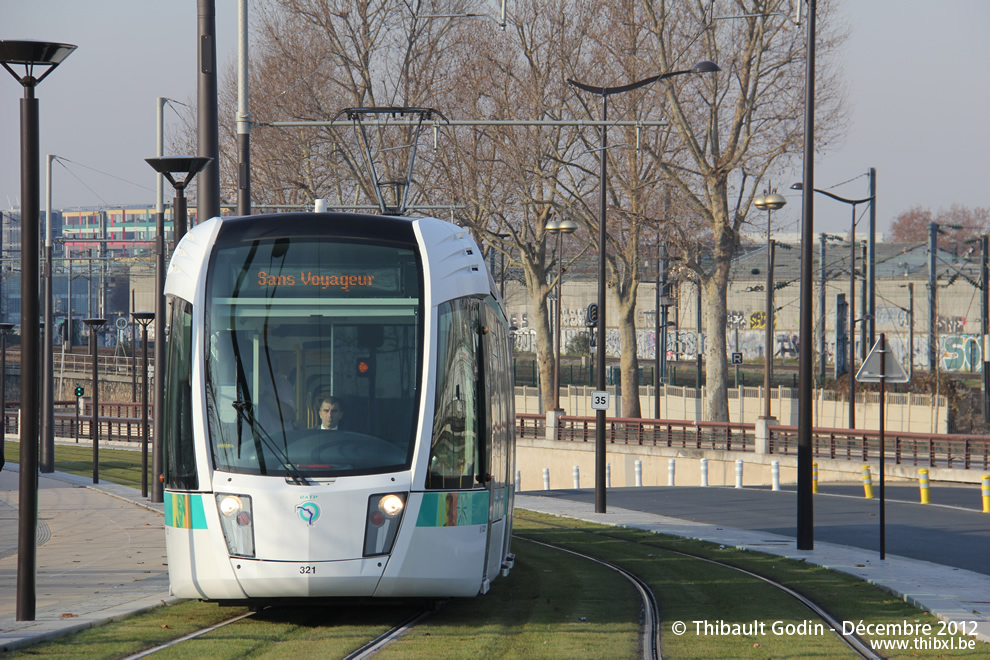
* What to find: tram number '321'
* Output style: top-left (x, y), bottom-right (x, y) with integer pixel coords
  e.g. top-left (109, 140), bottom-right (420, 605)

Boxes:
top-left (299, 565), bottom-right (316, 575)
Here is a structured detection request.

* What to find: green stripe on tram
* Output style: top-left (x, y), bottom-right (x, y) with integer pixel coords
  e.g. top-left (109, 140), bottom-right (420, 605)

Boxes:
top-left (416, 491), bottom-right (490, 527)
top-left (164, 493), bottom-right (209, 529)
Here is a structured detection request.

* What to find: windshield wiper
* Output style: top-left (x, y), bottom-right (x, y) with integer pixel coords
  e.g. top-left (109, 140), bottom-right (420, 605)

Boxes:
top-left (231, 399), bottom-right (309, 485)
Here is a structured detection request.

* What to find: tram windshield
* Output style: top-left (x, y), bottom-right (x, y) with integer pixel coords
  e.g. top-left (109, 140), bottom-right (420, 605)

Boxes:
top-left (204, 237), bottom-right (421, 479)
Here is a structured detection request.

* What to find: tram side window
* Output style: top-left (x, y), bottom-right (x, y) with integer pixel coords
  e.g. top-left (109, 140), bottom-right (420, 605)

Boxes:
top-left (427, 299), bottom-right (479, 490)
top-left (164, 299), bottom-right (197, 490)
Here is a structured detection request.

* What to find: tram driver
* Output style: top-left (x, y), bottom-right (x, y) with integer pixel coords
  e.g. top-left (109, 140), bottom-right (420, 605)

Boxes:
top-left (315, 395), bottom-right (345, 431)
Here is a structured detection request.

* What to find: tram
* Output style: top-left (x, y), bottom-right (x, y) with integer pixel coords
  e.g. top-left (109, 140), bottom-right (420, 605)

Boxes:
top-left (161, 212), bottom-right (515, 601)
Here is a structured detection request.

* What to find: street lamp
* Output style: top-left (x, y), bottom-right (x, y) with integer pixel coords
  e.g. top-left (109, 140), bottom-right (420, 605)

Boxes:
top-left (1, 37), bottom-right (76, 623)
top-left (754, 189), bottom-right (787, 422)
top-left (145, 156), bottom-right (213, 243)
top-left (132, 312), bottom-right (155, 498)
top-left (144, 156), bottom-right (210, 503)
top-left (0, 322), bottom-right (13, 471)
top-left (568, 59), bottom-right (719, 513)
top-left (791, 182), bottom-right (873, 429)
top-left (83, 318), bottom-right (107, 484)
top-left (795, 0), bottom-right (817, 552)
top-left (546, 218), bottom-right (578, 411)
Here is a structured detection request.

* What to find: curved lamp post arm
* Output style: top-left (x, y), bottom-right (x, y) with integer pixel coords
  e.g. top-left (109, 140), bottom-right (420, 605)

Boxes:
top-left (567, 61), bottom-right (719, 97)
top-left (790, 182), bottom-right (873, 206)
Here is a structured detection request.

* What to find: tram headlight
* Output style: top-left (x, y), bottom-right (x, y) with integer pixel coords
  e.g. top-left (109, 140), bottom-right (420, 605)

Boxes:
top-left (364, 492), bottom-right (407, 557)
top-left (215, 493), bottom-right (255, 558)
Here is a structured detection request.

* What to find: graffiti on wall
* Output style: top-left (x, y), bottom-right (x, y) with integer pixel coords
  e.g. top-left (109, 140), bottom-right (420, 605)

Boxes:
top-left (941, 334), bottom-right (983, 372)
top-left (510, 303), bottom-right (983, 373)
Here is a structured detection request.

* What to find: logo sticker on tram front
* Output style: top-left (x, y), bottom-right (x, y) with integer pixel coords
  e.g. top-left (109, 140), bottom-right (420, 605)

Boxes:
top-left (295, 502), bottom-right (321, 526)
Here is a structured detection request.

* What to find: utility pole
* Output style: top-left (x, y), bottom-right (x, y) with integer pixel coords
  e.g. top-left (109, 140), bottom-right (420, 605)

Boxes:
top-left (819, 234), bottom-right (827, 385)
top-left (860, 242), bottom-right (868, 359)
top-left (928, 223), bottom-right (939, 371)
top-left (907, 282), bottom-right (914, 380)
top-left (867, 167), bottom-right (877, 348)
top-left (982, 235), bottom-right (989, 423)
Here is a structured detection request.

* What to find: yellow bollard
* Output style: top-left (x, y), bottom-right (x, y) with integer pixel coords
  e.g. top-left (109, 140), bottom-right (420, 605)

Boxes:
top-left (812, 462), bottom-right (819, 494)
top-left (983, 475), bottom-right (990, 513)
top-left (918, 469), bottom-right (930, 504)
top-left (861, 465), bottom-right (874, 499)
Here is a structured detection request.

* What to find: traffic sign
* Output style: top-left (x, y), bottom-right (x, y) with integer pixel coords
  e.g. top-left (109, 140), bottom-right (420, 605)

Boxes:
top-left (731, 352), bottom-right (743, 365)
top-left (115, 317), bottom-right (129, 331)
top-left (856, 336), bottom-right (909, 383)
top-left (590, 390), bottom-right (609, 410)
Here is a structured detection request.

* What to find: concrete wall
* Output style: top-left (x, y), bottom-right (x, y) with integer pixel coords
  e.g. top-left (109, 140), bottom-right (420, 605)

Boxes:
top-left (516, 384), bottom-right (949, 434)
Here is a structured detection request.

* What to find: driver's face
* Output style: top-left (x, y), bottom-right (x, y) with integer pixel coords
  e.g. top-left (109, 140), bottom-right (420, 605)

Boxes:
top-left (319, 402), bottom-right (343, 429)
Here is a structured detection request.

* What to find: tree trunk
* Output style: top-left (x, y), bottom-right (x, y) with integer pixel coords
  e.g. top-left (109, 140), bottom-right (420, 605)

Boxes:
top-left (615, 285), bottom-right (642, 418)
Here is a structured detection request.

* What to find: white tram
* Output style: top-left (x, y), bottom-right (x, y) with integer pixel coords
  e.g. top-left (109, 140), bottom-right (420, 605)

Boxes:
top-left (161, 212), bottom-right (515, 601)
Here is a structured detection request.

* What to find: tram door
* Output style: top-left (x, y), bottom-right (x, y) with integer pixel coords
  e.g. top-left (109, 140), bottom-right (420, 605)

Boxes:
top-left (482, 302), bottom-right (511, 584)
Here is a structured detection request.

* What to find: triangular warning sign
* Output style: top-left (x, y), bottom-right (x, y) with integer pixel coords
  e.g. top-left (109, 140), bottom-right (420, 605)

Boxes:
top-left (856, 336), bottom-right (909, 383)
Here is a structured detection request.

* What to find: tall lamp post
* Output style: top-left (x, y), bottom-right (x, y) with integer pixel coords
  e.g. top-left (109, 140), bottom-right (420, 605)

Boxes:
top-left (753, 189), bottom-right (787, 422)
top-left (1, 38), bottom-right (76, 623)
top-left (0, 322), bottom-right (13, 471)
top-left (796, 0), bottom-right (817, 551)
top-left (791, 182), bottom-right (873, 429)
top-left (546, 218), bottom-right (578, 411)
top-left (144, 156), bottom-right (211, 502)
top-left (132, 312), bottom-right (155, 498)
top-left (83, 318), bottom-right (106, 484)
top-left (568, 60), bottom-right (719, 513)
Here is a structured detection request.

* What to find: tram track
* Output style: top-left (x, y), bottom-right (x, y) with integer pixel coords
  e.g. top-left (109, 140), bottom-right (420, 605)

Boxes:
top-left (517, 535), bottom-right (662, 659)
top-left (117, 604), bottom-right (437, 660)
top-left (517, 519), bottom-right (883, 660)
top-left (119, 610), bottom-right (257, 660)
top-left (342, 607), bottom-right (438, 659)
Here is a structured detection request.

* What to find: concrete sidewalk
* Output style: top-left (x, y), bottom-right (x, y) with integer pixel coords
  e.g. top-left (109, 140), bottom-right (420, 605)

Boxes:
top-left (0, 465), bottom-right (176, 654)
top-left (516, 493), bottom-right (990, 644)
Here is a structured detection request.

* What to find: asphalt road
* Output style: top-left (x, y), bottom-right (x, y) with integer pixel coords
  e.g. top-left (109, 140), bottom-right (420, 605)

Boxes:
top-left (529, 483), bottom-right (990, 575)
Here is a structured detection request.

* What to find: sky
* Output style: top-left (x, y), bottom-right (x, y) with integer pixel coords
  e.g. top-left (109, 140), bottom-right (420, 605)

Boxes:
top-left (2, 1), bottom-right (989, 237)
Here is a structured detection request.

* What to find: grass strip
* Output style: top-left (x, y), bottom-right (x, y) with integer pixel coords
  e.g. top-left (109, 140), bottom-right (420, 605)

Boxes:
top-left (515, 509), bottom-right (988, 659)
top-left (4, 441), bottom-right (146, 490)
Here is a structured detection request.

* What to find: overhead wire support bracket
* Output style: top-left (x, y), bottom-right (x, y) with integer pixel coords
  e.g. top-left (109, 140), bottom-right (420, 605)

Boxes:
top-left (333, 107), bottom-right (449, 215)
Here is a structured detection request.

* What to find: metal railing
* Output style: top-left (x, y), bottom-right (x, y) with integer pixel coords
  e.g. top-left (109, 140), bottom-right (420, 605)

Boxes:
top-left (518, 414), bottom-right (990, 471)
top-left (770, 425), bottom-right (990, 471)
top-left (519, 414), bottom-right (756, 452)
top-left (3, 400), bottom-right (153, 444)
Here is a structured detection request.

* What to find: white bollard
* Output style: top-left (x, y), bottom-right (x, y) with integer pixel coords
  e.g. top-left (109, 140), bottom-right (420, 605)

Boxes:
top-left (771, 460), bottom-right (781, 491)
top-left (543, 467), bottom-right (550, 491)
top-left (606, 463), bottom-right (612, 488)
top-left (515, 470), bottom-right (521, 493)
top-left (700, 458), bottom-right (709, 487)
top-left (735, 459), bottom-right (744, 489)
top-left (573, 465), bottom-right (580, 489)
top-left (635, 460), bottom-right (643, 487)
top-left (668, 458), bottom-right (676, 486)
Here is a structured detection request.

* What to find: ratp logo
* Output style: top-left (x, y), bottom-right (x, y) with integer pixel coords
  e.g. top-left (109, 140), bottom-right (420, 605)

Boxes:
top-left (296, 501), bottom-right (321, 526)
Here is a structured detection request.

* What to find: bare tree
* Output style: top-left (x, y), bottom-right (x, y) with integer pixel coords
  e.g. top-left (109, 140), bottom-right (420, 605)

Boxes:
top-left (586, 0), bottom-right (850, 421)
top-left (890, 204), bottom-right (990, 252)
top-left (184, 0), bottom-right (848, 423)
top-left (423, 0), bottom-right (604, 412)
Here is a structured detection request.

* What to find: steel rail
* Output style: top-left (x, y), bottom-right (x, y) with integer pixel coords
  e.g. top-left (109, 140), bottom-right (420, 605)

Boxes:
top-left (343, 607), bottom-right (438, 660)
top-left (119, 611), bottom-right (256, 659)
top-left (518, 521), bottom-right (881, 660)
top-left (516, 535), bottom-right (662, 659)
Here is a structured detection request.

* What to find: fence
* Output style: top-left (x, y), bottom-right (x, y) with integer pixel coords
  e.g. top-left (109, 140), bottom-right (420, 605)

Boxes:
top-left (519, 414), bottom-right (990, 472)
top-left (3, 400), bottom-right (152, 444)
top-left (515, 384), bottom-right (949, 434)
